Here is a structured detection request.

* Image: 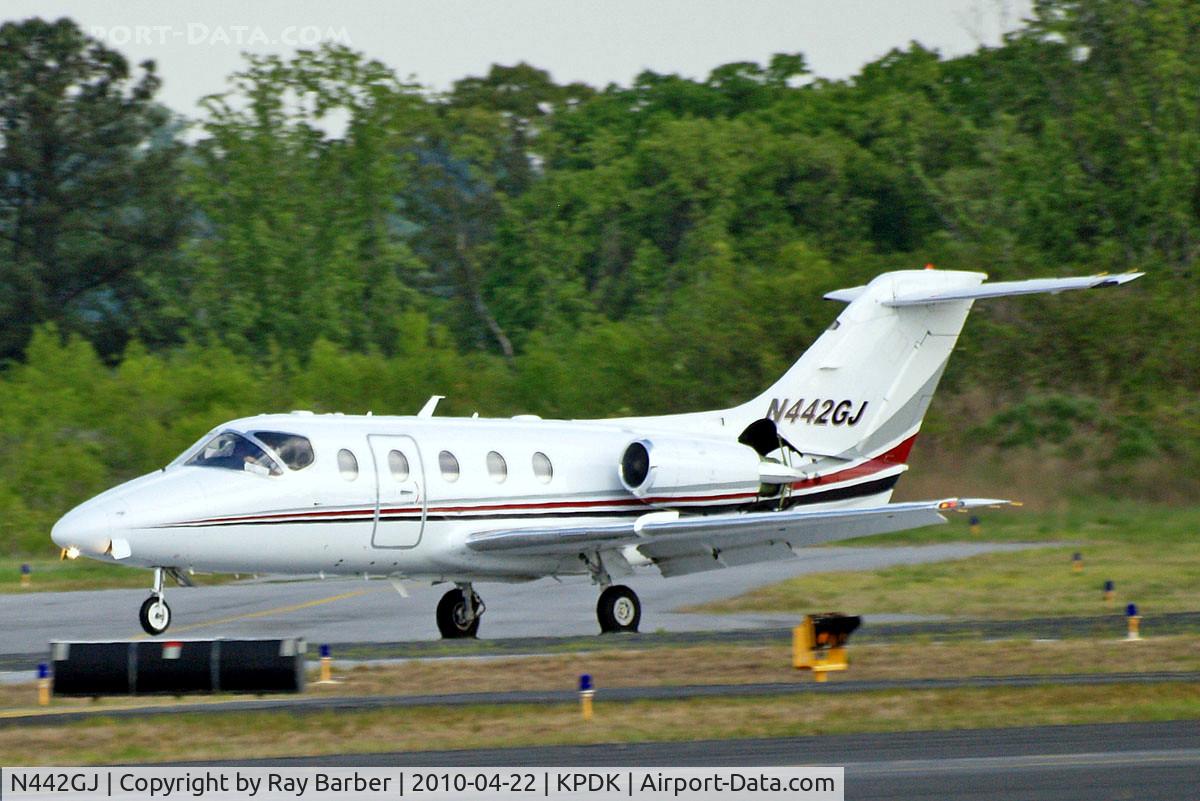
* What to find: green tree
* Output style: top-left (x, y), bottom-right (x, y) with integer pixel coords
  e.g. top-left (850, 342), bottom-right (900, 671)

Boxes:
top-left (400, 65), bottom-right (595, 358)
top-left (183, 46), bottom-right (427, 355)
top-left (0, 17), bottom-right (186, 360)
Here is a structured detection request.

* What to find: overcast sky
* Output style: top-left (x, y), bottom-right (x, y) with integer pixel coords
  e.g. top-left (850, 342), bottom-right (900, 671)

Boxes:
top-left (5, 0), bottom-right (1034, 116)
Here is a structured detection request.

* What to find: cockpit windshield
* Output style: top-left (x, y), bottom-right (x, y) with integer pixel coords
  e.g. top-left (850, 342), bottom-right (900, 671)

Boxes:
top-left (252, 431), bottom-right (315, 470)
top-left (185, 432), bottom-right (282, 477)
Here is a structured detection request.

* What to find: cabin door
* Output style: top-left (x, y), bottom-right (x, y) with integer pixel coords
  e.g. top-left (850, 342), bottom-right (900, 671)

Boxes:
top-left (368, 434), bottom-right (426, 548)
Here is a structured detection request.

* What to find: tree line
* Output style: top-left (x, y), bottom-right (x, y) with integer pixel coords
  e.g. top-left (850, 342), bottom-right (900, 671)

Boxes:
top-left (1, 2), bottom-right (1198, 551)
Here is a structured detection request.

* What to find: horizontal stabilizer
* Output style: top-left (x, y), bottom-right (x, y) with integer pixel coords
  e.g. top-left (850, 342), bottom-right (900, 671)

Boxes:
top-left (883, 273), bottom-right (1142, 307)
top-left (823, 286), bottom-right (867, 303)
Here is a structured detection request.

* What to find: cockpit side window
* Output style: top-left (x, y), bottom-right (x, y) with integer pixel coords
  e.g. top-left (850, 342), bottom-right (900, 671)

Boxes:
top-left (252, 431), bottom-right (315, 471)
top-left (185, 432), bottom-right (282, 477)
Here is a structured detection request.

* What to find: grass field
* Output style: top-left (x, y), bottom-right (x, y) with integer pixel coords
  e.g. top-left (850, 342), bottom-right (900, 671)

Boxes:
top-left (0, 557), bottom-right (157, 593)
top-left (4, 635), bottom-right (1197, 712)
top-left (696, 501), bottom-right (1200, 618)
top-left (0, 557), bottom-right (237, 593)
top-left (2, 634), bottom-right (1196, 764)
top-left (1, 684), bottom-right (1195, 765)
top-left (310, 636), bottom-right (1198, 697)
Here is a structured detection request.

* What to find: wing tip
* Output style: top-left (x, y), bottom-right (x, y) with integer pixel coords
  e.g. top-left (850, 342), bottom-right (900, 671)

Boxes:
top-left (945, 497), bottom-right (1016, 510)
top-left (1096, 271), bottom-right (1145, 287)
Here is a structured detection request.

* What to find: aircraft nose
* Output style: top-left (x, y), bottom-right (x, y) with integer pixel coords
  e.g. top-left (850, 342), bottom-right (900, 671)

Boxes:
top-left (51, 502), bottom-right (114, 557)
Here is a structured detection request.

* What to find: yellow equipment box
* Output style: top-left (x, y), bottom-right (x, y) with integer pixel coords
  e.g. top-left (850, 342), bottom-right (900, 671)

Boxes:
top-left (793, 613), bottom-right (861, 681)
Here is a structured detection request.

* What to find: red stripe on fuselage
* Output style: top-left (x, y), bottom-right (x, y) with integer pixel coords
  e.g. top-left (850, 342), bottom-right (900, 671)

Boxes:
top-left (789, 434), bottom-right (917, 491)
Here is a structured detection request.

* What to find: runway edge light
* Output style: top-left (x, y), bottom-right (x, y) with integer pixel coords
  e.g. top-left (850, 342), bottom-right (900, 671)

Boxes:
top-left (578, 673), bottom-right (594, 721)
top-left (1125, 603), bottom-right (1141, 641)
top-left (316, 644), bottom-right (338, 684)
top-left (37, 662), bottom-right (49, 706)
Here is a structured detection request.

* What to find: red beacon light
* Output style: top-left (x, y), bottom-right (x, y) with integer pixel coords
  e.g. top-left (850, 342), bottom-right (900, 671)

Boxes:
top-left (924, 262), bottom-right (936, 270)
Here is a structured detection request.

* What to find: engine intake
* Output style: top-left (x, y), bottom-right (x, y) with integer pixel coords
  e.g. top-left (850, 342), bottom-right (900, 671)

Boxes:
top-left (618, 436), bottom-right (765, 501)
top-left (620, 441), bottom-right (652, 488)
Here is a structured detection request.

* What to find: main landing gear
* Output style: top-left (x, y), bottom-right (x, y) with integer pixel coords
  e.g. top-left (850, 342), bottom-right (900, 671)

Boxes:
top-left (139, 567), bottom-right (172, 636)
top-left (597, 584), bottom-right (641, 633)
top-left (436, 583), bottom-right (485, 639)
top-left (582, 551), bottom-right (641, 633)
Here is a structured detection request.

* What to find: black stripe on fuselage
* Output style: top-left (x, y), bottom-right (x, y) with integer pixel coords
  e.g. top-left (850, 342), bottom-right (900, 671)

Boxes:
top-left (168, 474), bottom-right (901, 528)
top-left (786, 474), bottom-right (900, 508)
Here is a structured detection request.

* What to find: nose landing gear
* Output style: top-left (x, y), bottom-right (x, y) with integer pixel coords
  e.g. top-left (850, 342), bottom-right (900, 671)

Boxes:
top-left (436, 583), bottom-right (484, 638)
top-left (138, 567), bottom-right (172, 636)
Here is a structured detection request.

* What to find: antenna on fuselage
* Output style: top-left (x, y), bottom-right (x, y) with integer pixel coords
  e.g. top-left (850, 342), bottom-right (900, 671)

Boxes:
top-left (417, 395), bottom-right (445, 418)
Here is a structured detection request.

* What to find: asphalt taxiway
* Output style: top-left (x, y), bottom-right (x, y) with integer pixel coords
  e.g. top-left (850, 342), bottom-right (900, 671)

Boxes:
top-left (0, 542), bottom-right (1040, 657)
top-left (205, 721), bottom-right (1200, 801)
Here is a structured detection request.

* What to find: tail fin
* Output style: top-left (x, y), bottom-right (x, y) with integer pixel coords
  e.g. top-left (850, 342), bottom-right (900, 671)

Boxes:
top-left (723, 269), bottom-right (1142, 460)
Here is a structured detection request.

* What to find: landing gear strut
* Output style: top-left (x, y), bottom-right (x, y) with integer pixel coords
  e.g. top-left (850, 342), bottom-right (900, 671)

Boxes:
top-left (139, 567), bottom-right (172, 636)
top-left (597, 584), bottom-right (641, 633)
top-left (581, 552), bottom-right (641, 634)
top-left (436, 583), bottom-right (484, 639)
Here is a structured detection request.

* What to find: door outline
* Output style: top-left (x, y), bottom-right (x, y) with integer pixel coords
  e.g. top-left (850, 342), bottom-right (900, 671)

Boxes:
top-left (368, 434), bottom-right (427, 548)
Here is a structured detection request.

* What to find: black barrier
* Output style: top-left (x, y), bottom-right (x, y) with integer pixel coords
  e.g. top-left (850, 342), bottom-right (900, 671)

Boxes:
top-left (50, 641), bottom-right (130, 696)
top-left (812, 614), bottom-right (862, 648)
top-left (218, 639), bottom-right (306, 694)
top-left (134, 640), bottom-right (213, 695)
top-left (50, 638), bottom-right (306, 696)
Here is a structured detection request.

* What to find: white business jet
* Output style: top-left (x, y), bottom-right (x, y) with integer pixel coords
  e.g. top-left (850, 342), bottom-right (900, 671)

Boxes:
top-left (51, 268), bottom-right (1141, 637)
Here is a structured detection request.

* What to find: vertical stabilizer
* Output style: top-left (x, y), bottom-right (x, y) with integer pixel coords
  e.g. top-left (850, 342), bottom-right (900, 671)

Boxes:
top-left (726, 269), bottom-right (987, 457)
top-left (617, 268), bottom-right (1140, 469)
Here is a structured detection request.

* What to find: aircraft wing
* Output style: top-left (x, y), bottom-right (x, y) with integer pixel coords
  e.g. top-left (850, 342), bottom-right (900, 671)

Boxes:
top-left (466, 498), bottom-right (1011, 578)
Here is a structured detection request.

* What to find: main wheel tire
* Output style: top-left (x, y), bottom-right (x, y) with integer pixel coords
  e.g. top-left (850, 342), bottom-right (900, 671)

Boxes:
top-left (436, 588), bottom-right (482, 639)
top-left (597, 584), bottom-right (641, 633)
top-left (139, 596), bottom-right (171, 636)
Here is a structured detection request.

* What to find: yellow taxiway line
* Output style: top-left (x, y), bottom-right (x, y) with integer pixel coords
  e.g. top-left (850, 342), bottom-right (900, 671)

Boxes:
top-left (133, 587), bottom-right (380, 640)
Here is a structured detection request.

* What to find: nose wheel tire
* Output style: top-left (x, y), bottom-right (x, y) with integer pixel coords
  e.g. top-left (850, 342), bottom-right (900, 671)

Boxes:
top-left (436, 588), bottom-right (483, 639)
top-left (139, 596), bottom-right (172, 636)
top-left (597, 584), bottom-right (641, 633)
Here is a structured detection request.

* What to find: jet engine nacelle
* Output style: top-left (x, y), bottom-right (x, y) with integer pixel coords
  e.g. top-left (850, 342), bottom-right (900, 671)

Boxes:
top-left (618, 436), bottom-right (765, 499)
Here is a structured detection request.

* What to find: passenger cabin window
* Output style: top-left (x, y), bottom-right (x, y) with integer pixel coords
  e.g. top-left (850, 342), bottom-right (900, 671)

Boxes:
top-left (337, 449), bottom-right (359, 480)
top-left (252, 431), bottom-right (314, 470)
top-left (439, 450), bottom-right (460, 482)
top-left (388, 450), bottom-right (410, 482)
top-left (185, 432), bottom-right (281, 477)
top-left (486, 451), bottom-right (507, 483)
top-left (532, 452), bottom-right (553, 483)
